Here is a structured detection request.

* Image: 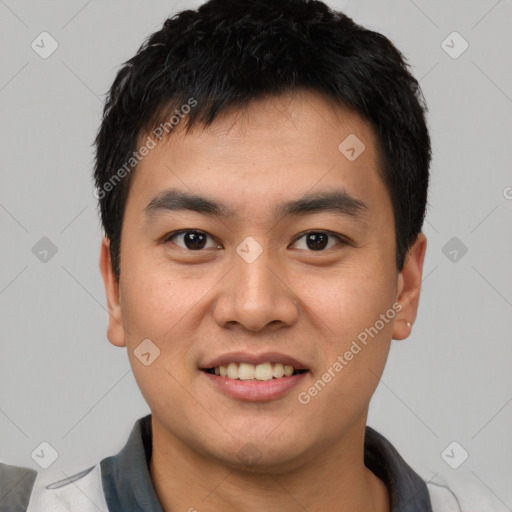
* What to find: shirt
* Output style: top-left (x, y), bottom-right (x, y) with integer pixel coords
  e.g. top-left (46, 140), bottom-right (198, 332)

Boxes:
top-left (18, 414), bottom-right (506, 511)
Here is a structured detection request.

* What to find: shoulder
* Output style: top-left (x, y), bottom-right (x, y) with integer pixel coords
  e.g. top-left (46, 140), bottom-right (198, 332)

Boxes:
top-left (0, 462), bottom-right (38, 512)
top-left (26, 464), bottom-right (109, 512)
top-left (426, 473), bottom-right (509, 512)
top-left (25, 415), bottom-right (151, 512)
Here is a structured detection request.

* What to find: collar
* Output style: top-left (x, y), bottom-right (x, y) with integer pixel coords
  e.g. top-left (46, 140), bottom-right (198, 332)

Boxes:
top-left (364, 426), bottom-right (433, 511)
top-left (100, 414), bottom-right (432, 512)
top-left (100, 415), bottom-right (163, 512)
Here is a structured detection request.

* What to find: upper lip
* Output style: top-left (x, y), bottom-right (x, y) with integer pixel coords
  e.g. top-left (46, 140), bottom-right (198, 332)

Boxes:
top-left (200, 351), bottom-right (309, 370)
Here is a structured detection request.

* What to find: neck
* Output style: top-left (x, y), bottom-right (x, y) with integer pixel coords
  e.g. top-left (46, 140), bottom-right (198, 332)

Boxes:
top-left (149, 417), bottom-right (390, 512)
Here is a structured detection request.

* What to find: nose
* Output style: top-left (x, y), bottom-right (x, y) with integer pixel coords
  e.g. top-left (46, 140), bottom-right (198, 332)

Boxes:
top-left (212, 245), bottom-right (300, 333)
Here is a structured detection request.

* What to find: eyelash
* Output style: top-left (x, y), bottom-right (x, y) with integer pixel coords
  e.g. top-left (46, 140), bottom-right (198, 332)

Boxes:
top-left (162, 229), bottom-right (348, 251)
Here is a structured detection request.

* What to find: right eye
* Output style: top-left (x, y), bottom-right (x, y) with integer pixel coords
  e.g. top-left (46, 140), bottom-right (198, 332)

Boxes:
top-left (163, 230), bottom-right (222, 251)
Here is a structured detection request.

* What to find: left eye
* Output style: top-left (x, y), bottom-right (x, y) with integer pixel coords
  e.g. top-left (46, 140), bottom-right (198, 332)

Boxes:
top-left (291, 231), bottom-right (344, 251)
top-left (165, 230), bottom-right (220, 250)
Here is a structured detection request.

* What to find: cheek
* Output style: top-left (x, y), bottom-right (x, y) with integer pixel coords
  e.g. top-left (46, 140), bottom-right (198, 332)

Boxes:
top-left (300, 261), bottom-right (397, 343)
top-left (120, 253), bottom-right (211, 341)
top-left (295, 262), bottom-right (396, 403)
top-left (120, 256), bottom-right (225, 398)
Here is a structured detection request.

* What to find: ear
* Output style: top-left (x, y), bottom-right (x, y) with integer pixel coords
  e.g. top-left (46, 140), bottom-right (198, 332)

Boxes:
top-left (392, 233), bottom-right (427, 340)
top-left (99, 236), bottom-right (126, 347)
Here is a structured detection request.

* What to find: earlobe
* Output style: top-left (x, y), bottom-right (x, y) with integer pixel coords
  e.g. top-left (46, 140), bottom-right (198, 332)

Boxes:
top-left (99, 236), bottom-right (126, 347)
top-left (392, 233), bottom-right (427, 341)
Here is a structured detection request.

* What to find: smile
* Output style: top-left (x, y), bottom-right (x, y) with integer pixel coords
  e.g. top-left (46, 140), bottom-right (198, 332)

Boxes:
top-left (203, 362), bottom-right (308, 381)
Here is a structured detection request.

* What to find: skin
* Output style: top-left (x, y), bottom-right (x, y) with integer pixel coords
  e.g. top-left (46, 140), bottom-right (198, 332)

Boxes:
top-left (99, 90), bottom-right (426, 512)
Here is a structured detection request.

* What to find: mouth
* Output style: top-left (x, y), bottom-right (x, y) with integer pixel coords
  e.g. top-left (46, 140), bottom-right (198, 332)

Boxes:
top-left (201, 362), bottom-right (309, 381)
top-left (199, 355), bottom-right (310, 401)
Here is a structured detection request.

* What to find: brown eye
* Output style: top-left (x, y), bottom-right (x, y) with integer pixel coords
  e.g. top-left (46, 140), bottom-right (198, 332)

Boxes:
top-left (165, 230), bottom-right (220, 250)
top-left (305, 232), bottom-right (328, 250)
top-left (291, 231), bottom-right (344, 251)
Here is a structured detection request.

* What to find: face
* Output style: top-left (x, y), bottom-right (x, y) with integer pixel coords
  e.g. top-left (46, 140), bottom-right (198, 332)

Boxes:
top-left (100, 90), bottom-right (426, 472)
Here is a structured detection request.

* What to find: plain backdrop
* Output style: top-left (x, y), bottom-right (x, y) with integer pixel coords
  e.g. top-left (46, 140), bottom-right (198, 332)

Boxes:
top-left (1, 0), bottom-right (511, 507)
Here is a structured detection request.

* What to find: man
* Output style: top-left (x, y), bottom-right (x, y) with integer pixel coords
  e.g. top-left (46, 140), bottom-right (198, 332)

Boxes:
top-left (20, 0), bottom-right (506, 511)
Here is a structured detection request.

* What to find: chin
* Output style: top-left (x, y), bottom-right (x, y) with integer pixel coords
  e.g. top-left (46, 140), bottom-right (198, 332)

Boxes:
top-left (199, 430), bottom-right (313, 475)
top-left (216, 446), bottom-right (308, 475)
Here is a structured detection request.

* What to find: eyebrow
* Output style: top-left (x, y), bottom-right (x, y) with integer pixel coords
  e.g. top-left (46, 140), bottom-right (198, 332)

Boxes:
top-left (143, 188), bottom-right (368, 222)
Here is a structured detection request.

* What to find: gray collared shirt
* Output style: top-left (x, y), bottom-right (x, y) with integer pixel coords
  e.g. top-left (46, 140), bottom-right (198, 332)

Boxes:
top-left (99, 414), bottom-right (433, 511)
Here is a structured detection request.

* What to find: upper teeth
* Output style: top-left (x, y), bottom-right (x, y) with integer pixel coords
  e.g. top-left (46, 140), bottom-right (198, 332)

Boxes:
top-left (213, 362), bottom-right (297, 380)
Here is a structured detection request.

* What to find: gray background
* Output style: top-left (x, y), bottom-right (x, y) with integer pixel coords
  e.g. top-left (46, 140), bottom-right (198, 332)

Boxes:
top-left (1, 0), bottom-right (511, 507)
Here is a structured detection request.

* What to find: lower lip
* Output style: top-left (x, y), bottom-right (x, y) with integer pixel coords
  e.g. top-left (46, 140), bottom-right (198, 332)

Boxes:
top-left (201, 370), bottom-right (309, 401)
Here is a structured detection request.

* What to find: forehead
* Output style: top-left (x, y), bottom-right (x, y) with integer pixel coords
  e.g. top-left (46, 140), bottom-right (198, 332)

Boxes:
top-left (126, 90), bottom-right (390, 220)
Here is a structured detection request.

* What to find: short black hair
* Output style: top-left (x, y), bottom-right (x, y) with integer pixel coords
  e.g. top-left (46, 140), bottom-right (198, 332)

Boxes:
top-left (93, 0), bottom-right (431, 282)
